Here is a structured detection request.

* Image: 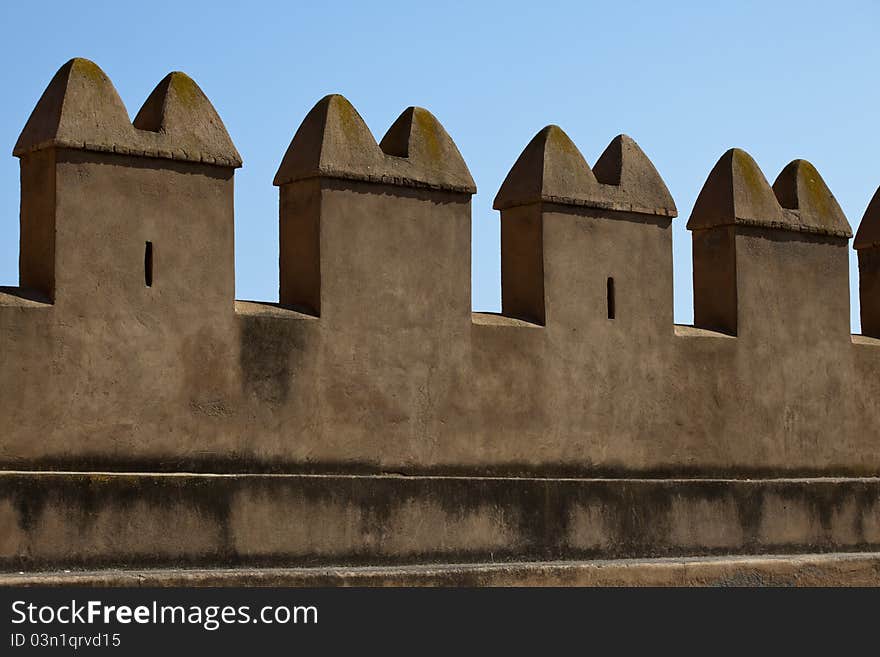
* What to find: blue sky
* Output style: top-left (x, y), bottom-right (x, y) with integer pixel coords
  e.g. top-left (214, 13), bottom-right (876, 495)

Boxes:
top-left (0, 1), bottom-right (877, 327)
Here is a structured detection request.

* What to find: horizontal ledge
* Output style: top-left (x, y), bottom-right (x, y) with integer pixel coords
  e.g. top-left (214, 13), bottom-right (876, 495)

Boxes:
top-left (4, 551), bottom-right (879, 586)
top-left (688, 217), bottom-right (852, 239)
top-left (275, 169), bottom-right (476, 195)
top-left (14, 139), bottom-right (242, 168)
top-left (494, 194), bottom-right (677, 217)
top-left (2, 470), bottom-right (879, 484)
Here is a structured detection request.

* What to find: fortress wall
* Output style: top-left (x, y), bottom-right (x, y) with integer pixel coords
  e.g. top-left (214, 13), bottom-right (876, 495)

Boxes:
top-left (1, 59), bottom-right (879, 478)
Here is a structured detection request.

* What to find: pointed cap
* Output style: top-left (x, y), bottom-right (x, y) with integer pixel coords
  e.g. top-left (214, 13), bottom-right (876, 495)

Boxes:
top-left (772, 159), bottom-right (851, 238)
top-left (14, 58), bottom-right (132, 156)
top-left (593, 134), bottom-right (677, 216)
top-left (14, 58), bottom-right (240, 168)
top-left (855, 187), bottom-right (880, 249)
top-left (493, 125), bottom-right (598, 210)
top-left (274, 94), bottom-right (384, 186)
top-left (379, 107), bottom-right (475, 192)
top-left (133, 72), bottom-right (241, 167)
top-left (688, 148), bottom-right (787, 232)
top-left (275, 97), bottom-right (474, 193)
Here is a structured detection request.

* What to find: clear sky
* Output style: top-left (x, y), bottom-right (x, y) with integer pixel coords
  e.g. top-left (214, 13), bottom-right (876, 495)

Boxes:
top-left (1, 1), bottom-right (878, 328)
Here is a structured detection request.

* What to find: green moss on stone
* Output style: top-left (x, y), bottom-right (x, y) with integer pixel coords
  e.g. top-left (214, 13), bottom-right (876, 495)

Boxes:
top-left (168, 72), bottom-right (202, 109)
top-left (414, 109), bottom-right (442, 161)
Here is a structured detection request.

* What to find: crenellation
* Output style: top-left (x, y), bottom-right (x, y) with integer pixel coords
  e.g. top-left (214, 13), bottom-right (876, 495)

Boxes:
top-left (1, 60), bottom-right (874, 477)
top-left (5, 59), bottom-right (880, 580)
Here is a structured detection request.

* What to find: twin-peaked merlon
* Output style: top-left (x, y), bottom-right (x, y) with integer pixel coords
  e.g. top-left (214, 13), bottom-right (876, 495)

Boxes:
top-left (274, 94), bottom-right (474, 320)
top-left (12, 58), bottom-right (239, 310)
top-left (14, 58), bottom-right (241, 167)
top-left (493, 125), bottom-right (676, 327)
top-left (688, 148), bottom-right (850, 237)
top-left (274, 94), bottom-right (475, 193)
top-left (689, 148), bottom-right (851, 337)
top-left (493, 125), bottom-right (676, 217)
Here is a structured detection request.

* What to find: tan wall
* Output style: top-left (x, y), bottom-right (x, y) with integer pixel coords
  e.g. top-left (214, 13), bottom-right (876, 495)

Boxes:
top-left (5, 58), bottom-right (880, 578)
top-left (2, 178), bottom-right (878, 476)
top-left (1, 58), bottom-right (879, 480)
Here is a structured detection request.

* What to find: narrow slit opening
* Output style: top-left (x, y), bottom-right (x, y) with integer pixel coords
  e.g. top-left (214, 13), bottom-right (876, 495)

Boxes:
top-left (607, 276), bottom-right (615, 320)
top-left (144, 242), bottom-right (153, 288)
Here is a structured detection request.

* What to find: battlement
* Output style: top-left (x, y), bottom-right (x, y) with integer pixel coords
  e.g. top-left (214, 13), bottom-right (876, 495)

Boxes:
top-left (1, 57), bottom-right (880, 479)
top-left (4, 59), bottom-right (880, 576)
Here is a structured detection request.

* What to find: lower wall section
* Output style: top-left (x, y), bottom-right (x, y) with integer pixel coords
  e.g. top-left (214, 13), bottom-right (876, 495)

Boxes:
top-left (1, 472), bottom-right (879, 572)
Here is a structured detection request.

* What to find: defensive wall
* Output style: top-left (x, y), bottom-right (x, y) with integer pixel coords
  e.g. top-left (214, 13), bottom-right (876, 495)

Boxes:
top-left (2, 59), bottom-right (880, 583)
